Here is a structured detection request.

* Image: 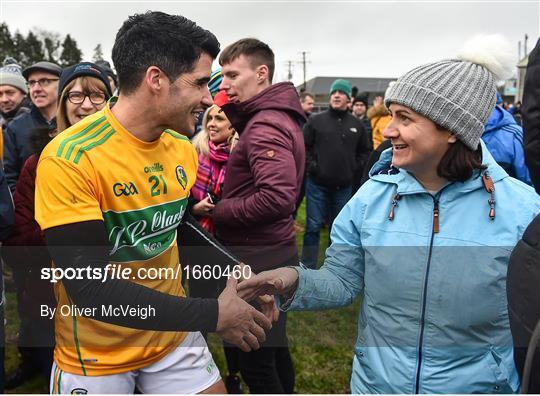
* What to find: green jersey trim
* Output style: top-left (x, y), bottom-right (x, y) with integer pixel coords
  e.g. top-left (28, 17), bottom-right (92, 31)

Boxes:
top-left (73, 128), bottom-right (116, 164)
top-left (52, 365), bottom-right (58, 394)
top-left (68, 296), bottom-right (87, 376)
top-left (64, 122), bottom-right (111, 162)
top-left (57, 368), bottom-right (63, 393)
top-left (164, 129), bottom-right (190, 142)
top-left (56, 115), bottom-right (107, 158)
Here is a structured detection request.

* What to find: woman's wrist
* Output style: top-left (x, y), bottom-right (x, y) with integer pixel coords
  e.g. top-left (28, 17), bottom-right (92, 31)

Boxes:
top-left (283, 267), bottom-right (300, 297)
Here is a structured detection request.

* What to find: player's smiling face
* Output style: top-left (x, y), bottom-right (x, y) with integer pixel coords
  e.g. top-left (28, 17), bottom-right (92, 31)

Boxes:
top-left (165, 53), bottom-right (213, 136)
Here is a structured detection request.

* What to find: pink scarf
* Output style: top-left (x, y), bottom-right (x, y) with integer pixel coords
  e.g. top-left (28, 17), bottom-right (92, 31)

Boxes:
top-left (192, 140), bottom-right (231, 232)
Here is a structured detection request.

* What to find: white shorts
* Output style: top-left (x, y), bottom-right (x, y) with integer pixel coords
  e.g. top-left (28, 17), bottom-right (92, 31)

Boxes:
top-left (50, 332), bottom-right (221, 394)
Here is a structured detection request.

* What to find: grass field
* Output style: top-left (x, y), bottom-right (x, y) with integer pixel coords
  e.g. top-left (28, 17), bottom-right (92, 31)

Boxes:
top-left (5, 202), bottom-right (361, 394)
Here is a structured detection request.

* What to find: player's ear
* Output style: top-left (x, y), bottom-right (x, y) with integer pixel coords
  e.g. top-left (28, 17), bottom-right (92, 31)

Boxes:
top-left (145, 66), bottom-right (167, 94)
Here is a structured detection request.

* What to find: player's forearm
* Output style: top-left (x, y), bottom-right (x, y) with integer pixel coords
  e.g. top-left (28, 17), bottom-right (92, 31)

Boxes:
top-left (45, 220), bottom-right (219, 332)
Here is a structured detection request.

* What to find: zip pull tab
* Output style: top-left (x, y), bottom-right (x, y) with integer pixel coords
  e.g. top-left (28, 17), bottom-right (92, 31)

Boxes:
top-left (388, 193), bottom-right (401, 221)
top-left (433, 200), bottom-right (440, 233)
top-left (482, 171), bottom-right (495, 193)
top-left (482, 172), bottom-right (496, 220)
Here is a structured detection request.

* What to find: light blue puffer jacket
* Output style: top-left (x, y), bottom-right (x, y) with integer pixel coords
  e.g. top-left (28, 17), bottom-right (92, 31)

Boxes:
top-left (285, 142), bottom-right (540, 393)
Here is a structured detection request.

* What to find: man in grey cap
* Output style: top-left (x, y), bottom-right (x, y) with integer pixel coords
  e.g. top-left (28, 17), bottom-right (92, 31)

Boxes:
top-left (0, 57), bottom-right (31, 130)
top-left (2, 60), bottom-right (60, 390)
top-left (3, 60), bottom-right (61, 192)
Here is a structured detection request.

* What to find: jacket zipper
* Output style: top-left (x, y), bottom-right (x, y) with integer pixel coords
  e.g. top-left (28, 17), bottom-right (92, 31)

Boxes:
top-left (414, 192), bottom-right (443, 393)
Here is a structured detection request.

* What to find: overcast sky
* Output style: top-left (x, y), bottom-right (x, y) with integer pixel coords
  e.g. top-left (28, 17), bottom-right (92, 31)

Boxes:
top-left (1, 1), bottom-right (538, 85)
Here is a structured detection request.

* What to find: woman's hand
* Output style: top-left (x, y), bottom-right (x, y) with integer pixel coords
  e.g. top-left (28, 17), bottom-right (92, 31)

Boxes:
top-left (192, 196), bottom-right (215, 216)
top-left (233, 263), bottom-right (281, 323)
top-left (237, 267), bottom-right (299, 302)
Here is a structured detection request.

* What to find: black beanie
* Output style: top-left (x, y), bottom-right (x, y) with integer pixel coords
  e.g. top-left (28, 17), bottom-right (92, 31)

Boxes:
top-left (353, 94), bottom-right (368, 107)
top-left (58, 62), bottom-right (112, 98)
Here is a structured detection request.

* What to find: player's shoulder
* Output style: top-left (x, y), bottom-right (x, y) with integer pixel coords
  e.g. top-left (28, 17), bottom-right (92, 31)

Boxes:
top-left (162, 129), bottom-right (197, 159)
top-left (42, 111), bottom-right (111, 164)
top-left (162, 129), bottom-right (192, 146)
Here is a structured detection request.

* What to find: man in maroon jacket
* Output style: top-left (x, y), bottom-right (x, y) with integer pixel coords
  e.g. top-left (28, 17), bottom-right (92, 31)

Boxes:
top-left (214, 38), bottom-right (306, 394)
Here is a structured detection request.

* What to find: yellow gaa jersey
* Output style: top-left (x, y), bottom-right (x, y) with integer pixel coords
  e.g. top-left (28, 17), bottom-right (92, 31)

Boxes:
top-left (35, 101), bottom-right (198, 376)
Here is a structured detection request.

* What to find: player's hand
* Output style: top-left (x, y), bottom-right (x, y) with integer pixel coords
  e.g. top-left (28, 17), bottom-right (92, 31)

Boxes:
top-left (237, 267), bottom-right (299, 302)
top-left (192, 197), bottom-right (215, 216)
top-left (256, 294), bottom-right (280, 323)
top-left (216, 277), bottom-right (272, 352)
top-left (233, 263), bottom-right (279, 322)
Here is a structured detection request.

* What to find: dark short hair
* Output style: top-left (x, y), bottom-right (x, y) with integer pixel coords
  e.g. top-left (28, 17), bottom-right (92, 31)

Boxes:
top-left (353, 95), bottom-right (368, 106)
top-left (219, 38), bottom-right (275, 83)
top-left (300, 91), bottom-right (314, 102)
top-left (112, 11), bottom-right (220, 94)
top-left (437, 138), bottom-right (486, 181)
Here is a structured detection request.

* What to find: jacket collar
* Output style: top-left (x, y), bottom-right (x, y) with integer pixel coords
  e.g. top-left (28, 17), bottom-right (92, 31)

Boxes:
top-left (30, 104), bottom-right (56, 128)
top-left (0, 96), bottom-right (32, 121)
top-left (368, 140), bottom-right (507, 196)
top-left (328, 106), bottom-right (349, 118)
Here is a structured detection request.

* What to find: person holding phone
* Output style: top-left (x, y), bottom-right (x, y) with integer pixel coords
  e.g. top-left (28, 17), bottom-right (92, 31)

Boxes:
top-left (191, 91), bottom-right (239, 233)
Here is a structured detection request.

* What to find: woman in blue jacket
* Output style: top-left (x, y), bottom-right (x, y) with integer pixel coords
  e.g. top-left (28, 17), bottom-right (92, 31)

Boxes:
top-left (238, 35), bottom-right (540, 394)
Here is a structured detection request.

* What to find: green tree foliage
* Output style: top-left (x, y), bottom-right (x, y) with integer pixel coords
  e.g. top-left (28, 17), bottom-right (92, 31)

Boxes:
top-left (59, 34), bottom-right (82, 67)
top-left (92, 44), bottom-right (104, 62)
top-left (24, 31), bottom-right (45, 65)
top-left (0, 23), bottom-right (84, 68)
top-left (0, 22), bottom-right (15, 61)
top-left (12, 31), bottom-right (29, 66)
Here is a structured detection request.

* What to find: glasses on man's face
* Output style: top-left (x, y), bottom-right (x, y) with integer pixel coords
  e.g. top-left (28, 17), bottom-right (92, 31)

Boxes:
top-left (66, 91), bottom-right (107, 105)
top-left (27, 78), bottom-right (59, 88)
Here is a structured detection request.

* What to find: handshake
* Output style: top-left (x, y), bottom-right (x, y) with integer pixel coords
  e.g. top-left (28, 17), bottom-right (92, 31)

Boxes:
top-left (215, 266), bottom-right (299, 352)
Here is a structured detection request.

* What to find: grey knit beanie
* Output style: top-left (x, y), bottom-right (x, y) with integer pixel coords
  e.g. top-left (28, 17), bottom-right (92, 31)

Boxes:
top-left (385, 34), bottom-right (513, 150)
top-left (0, 57), bottom-right (28, 94)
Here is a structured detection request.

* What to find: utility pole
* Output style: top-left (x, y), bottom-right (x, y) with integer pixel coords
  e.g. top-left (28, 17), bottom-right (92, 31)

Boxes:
top-left (525, 34), bottom-right (529, 56)
top-left (286, 60), bottom-right (293, 81)
top-left (298, 51), bottom-right (310, 91)
top-left (519, 40), bottom-right (522, 61)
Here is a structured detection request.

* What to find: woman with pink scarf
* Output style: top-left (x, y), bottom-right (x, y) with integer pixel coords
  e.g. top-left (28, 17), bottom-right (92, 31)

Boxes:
top-left (191, 91), bottom-right (239, 233)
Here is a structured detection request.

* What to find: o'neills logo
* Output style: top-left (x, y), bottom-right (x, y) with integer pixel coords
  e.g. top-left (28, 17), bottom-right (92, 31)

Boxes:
top-left (105, 200), bottom-right (186, 261)
top-left (144, 162), bottom-right (164, 173)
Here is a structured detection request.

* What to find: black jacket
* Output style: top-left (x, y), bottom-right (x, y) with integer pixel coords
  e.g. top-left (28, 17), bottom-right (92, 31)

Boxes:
top-left (508, 213), bottom-right (540, 393)
top-left (3, 104), bottom-right (56, 192)
top-left (0, 166), bottom-right (13, 241)
top-left (522, 37), bottom-right (540, 193)
top-left (358, 115), bottom-right (372, 142)
top-left (0, 96), bottom-right (32, 128)
top-left (304, 107), bottom-right (372, 188)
